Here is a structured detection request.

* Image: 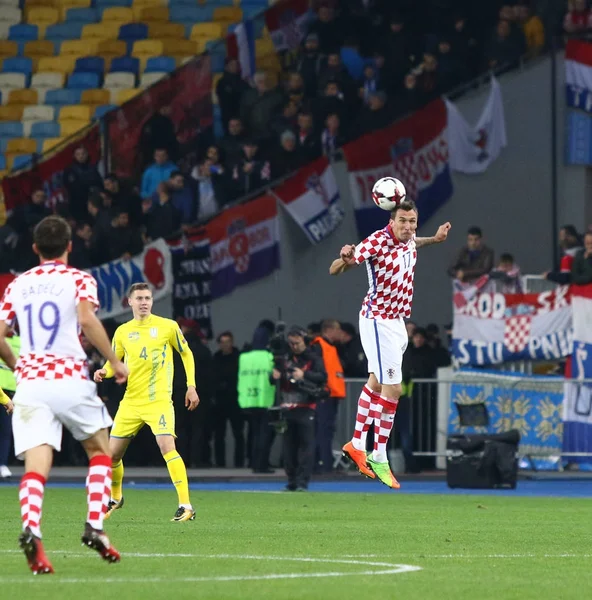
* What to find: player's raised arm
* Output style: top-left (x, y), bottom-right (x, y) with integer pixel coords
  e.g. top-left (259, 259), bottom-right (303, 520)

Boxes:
top-left (329, 244), bottom-right (358, 275)
top-left (415, 222), bottom-right (452, 248)
top-left (170, 323), bottom-right (199, 411)
top-left (90, 322), bottom-right (126, 383)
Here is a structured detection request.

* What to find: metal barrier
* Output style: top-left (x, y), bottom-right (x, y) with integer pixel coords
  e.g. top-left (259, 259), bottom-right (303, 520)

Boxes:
top-left (337, 374), bottom-right (592, 472)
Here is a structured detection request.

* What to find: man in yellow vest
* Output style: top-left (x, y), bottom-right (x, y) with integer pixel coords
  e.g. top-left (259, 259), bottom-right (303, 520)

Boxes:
top-left (0, 333), bottom-right (19, 479)
top-left (311, 319), bottom-right (346, 473)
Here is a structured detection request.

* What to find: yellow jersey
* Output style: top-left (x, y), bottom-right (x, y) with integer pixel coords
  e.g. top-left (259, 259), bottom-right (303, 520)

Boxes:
top-left (104, 314), bottom-right (196, 405)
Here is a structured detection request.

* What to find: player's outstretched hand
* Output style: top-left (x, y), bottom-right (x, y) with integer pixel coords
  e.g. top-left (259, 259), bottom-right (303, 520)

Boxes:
top-left (112, 361), bottom-right (129, 384)
top-left (435, 222), bottom-right (451, 242)
top-left (3, 400), bottom-right (13, 415)
top-left (94, 368), bottom-right (107, 383)
top-left (186, 386), bottom-right (200, 411)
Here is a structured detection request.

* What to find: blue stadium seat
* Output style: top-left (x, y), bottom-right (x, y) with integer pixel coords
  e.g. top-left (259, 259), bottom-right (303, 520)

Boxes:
top-left (144, 56), bottom-right (175, 74)
top-left (0, 122), bottom-right (23, 138)
top-left (65, 8), bottom-right (99, 24)
top-left (170, 6), bottom-right (214, 23)
top-left (2, 57), bottom-right (33, 78)
top-left (67, 72), bottom-right (100, 90)
top-left (0, 138), bottom-right (13, 154)
top-left (30, 121), bottom-right (61, 139)
top-left (0, 155), bottom-right (6, 170)
top-left (45, 23), bottom-right (84, 43)
top-left (211, 53), bottom-right (226, 74)
top-left (119, 23), bottom-right (148, 42)
top-left (96, 0), bottom-right (132, 10)
top-left (109, 56), bottom-right (139, 77)
top-left (209, 0), bottom-right (233, 5)
top-left (45, 89), bottom-right (83, 107)
top-left (94, 104), bottom-right (118, 119)
top-left (74, 56), bottom-right (105, 76)
top-left (12, 154), bottom-right (34, 171)
top-left (8, 24), bottom-right (38, 43)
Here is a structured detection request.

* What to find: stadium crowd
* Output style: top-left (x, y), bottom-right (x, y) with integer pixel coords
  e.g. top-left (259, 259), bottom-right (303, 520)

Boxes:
top-left (0, 0), bottom-right (567, 274)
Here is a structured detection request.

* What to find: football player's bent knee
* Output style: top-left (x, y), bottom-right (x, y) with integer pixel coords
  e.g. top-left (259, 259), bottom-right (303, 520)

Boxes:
top-left (156, 434), bottom-right (176, 455)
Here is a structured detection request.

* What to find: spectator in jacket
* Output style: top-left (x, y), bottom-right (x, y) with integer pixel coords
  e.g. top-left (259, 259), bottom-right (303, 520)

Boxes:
top-left (104, 209), bottom-right (144, 261)
top-left (448, 226), bottom-right (494, 284)
top-left (212, 331), bottom-right (245, 468)
top-left (489, 253), bottom-right (522, 293)
top-left (218, 118), bottom-right (248, 166)
top-left (240, 71), bottom-right (284, 142)
top-left (571, 232), bottom-right (592, 285)
top-left (139, 105), bottom-right (178, 166)
top-left (321, 113), bottom-right (347, 158)
top-left (161, 171), bottom-right (195, 227)
top-left (352, 91), bottom-right (392, 137)
top-left (144, 182), bottom-right (182, 240)
top-left (544, 225), bottom-right (583, 285)
top-left (191, 160), bottom-right (221, 223)
top-left (296, 111), bottom-right (321, 162)
top-left (216, 58), bottom-right (249, 131)
top-left (271, 131), bottom-right (304, 179)
top-left (69, 222), bottom-right (93, 269)
top-left (485, 19), bottom-right (525, 70)
top-left (564, 0), bottom-right (592, 34)
top-left (230, 139), bottom-right (271, 198)
top-left (296, 33), bottom-right (326, 98)
top-left (337, 322), bottom-right (366, 377)
top-left (88, 193), bottom-right (112, 265)
top-left (140, 148), bottom-right (177, 199)
top-left (63, 146), bottom-right (103, 222)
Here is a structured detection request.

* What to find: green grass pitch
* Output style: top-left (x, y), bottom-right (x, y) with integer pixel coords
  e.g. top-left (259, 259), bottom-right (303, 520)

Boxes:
top-left (0, 486), bottom-right (589, 600)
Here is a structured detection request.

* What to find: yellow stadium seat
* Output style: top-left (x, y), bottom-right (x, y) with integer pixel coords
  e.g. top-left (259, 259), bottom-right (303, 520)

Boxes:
top-left (163, 39), bottom-right (199, 57)
top-left (132, 40), bottom-right (164, 69)
top-left (132, 0), bottom-right (164, 8)
top-left (136, 6), bottom-right (168, 22)
top-left (255, 38), bottom-right (275, 57)
top-left (59, 104), bottom-right (92, 122)
top-left (148, 23), bottom-right (184, 40)
top-left (24, 40), bottom-right (54, 60)
top-left (81, 88), bottom-right (110, 106)
top-left (37, 56), bottom-right (76, 74)
top-left (0, 105), bottom-right (24, 121)
top-left (60, 40), bottom-right (98, 56)
top-left (42, 137), bottom-right (65, 153)
top-left (116, 88), bottom-right (141, 105)
top-left (7, 89), bottom-right (38, 106)
top-left (0, 41), bottom-right (18, 60)
top-left (6, 138), bottom-right (37, 156)
top-left (26, 7), bottom-right (59, 36)
top-left (26, 0), bottom-right (57, 9)
top-left (212, 73), bottom-right (222, 104)
top-left (97, 40), bottom-right (127, 58)
top-left (102, 7), bottom-right (133, 23)
top-left (213, 6), bottom-right (242, 23)
top-left (82, 23), bottom-right (120, 40)
top-left (190, 23), bottom-right (224, 40)
top-left (60, 120), bottom-right (89, 137)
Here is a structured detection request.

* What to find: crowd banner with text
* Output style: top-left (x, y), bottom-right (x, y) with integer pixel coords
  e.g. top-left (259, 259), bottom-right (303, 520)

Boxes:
top-left (343, 99), bottom-right (453, 239)
top-left (452, 287), bottom-right (573, 367)
top-left (207, 193), bottom-right (280, 299)
top-left (106, 55), bottom-right (212, 180)
top-left (89, 238), bottom-right (173, 320)
top-left (564, 283), bottom-right (592, 464)
top-left (272, 157), bottom-right (344, 244)
top-left (1, 124), bottom-right (101, 212)
top-left (168, 231), bottom-right (213, 340)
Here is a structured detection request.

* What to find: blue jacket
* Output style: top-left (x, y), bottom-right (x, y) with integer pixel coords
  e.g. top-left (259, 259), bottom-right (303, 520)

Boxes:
top-left (141, 161), bottom-right (177, 198)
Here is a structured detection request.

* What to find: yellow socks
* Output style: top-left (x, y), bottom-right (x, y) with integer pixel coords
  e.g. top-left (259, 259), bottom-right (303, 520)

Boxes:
top-left (163, 450), bottom-right (190, 507)
top-left (111, 460), bottom-right (124, 502)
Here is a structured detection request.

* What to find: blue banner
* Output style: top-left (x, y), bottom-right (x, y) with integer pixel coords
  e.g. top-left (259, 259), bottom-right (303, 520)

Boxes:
top-left (448, 372), bottom-right (563, 470)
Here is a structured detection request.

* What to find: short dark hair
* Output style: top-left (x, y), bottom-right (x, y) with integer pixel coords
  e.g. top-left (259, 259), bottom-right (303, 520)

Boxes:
top-left (467, 226), bottom-right (482, 237)
top-left (128, 282), bottom-right (151, 297)
top-left (391, 200), bottom-right (417, 217)
top-left (217, 330), bottom-right (233, 342)
top-left (340, 322), bottom-right (357, 337)
top-left (562, 225), bottom-right (579, 239)
top-left (413, 327), bottom-right (427, 338)
top-left (170, 170), bottom-right (183, 179)
top-left (33, 216), bottom-right (71, 259)
top-left (307, 322), bottom-right (321, 335)
top-left (500, 253), bottom-right (514, 263)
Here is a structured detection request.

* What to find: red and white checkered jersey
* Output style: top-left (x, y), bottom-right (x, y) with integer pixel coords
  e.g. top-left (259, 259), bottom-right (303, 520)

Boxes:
top-left (0, 261), bottom-right (99, 383)
top-left (354, 225), bottom-right (417, 319)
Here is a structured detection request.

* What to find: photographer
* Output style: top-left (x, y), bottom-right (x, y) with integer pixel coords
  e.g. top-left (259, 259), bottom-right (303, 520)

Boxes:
top-left (272, 326), bottom-right (327, 492)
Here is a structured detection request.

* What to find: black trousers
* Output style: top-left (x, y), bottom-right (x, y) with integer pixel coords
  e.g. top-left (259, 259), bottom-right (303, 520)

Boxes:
top-left (174, 393), bottom-right (212, 468)
top-left (212, 402), bottom-right (245, 468)
top-left (244, 408), bottom-right (271, 472)
top-left (314, 397), bottom-right (340, 473)
top-left (283, 407), bottom-right (315, 489)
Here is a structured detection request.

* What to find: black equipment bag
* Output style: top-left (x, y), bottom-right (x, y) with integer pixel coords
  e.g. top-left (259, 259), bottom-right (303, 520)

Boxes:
top-left (446, 430), bottom-right (520, 489)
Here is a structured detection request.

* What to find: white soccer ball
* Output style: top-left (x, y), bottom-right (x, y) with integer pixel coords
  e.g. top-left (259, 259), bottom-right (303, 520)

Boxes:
top-left (371, 177), bottom-right (406, 211)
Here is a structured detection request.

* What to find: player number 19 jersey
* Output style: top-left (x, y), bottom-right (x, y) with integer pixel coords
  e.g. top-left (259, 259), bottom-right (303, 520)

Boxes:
top-left (0, 261), bottom-right (98, 383)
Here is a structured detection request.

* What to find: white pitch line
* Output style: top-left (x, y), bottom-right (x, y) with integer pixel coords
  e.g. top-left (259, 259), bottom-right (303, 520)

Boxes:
top-left (0, 553), bottom-right (421, 584)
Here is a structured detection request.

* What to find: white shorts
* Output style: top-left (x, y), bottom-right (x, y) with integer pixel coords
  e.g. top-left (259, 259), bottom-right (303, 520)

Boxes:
top-left (359, 316), bottom-right (408, 385)
top-left (12, 379), bottom-right (113, 460)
